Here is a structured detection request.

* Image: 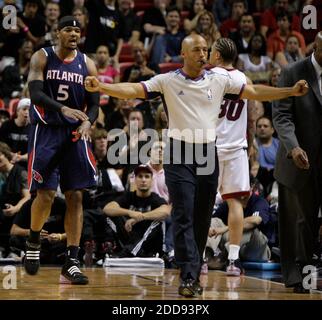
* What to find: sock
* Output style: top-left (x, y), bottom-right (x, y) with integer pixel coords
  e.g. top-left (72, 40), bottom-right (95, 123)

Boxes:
top-left (228, 244), bottom-right (240, 261)
top-left (28, 230), bottom-right (40, 244)
top-left (66, 246), bottom-right (79, 260)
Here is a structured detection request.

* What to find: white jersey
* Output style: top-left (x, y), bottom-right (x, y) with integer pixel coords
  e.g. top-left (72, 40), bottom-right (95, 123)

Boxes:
top-left (142, 68), bottom-right (244, 144)
top-left (213, 67), bottom-right (248, 160)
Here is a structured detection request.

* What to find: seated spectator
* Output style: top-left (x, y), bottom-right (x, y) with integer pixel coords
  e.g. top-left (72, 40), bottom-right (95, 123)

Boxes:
top-left (0, 98), bottom-right (31, 167)
top-left (260, 0), bottom-right (300, 39)
top-left (85, 0), bottom-right (123, 60)
top-left (266, 10), bottom-right (306, 60)
top-left (211, 0), bottom-right (231, 27)
top-left (191, 10), bottom-right (221, 53)
top-left (219, 0), bottom-right (247, 38)
top-left (0, 142), bottom-right (31, 257)
top-left (118, 0), bottom-right (141, 44)
top-left (237, 33), bottom-right (272, 84)
top-left (150, 6), bottom-right (185, 65)
top-left (229, 14), bottom-right (255, 55)
top-left (183, 0), bottom-right (206, 33)
top-left (274, 34), bottom-right (305, 68)
top-left (255, 116), bottom-right (279, 197)
top-left (96, 45), bottom-right (120, 84)
top-left (206, 190), bottom-right (273, 269)
top-left (140, 0), bottom-right (169, 46)
top-left (43, 1), bottom-right (60, 49)
top-left (9, 197), bottom-right (66, 264)
top-left (18, 39), bottom-right (34, 83)
top-left (122, 42), bottom-right (160, 82)
top-left (19, 0), bottom-right (46, 49)
top-left (72, 5), bottom-right (89, 52)
top-left (104, 164), bottom-right (171, 258)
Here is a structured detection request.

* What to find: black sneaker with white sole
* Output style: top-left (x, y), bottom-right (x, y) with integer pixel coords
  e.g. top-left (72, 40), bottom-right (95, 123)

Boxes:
top-left (60, 258), bottom-right (88, 285)
top-left (24, 241), bottom-right (41, 275)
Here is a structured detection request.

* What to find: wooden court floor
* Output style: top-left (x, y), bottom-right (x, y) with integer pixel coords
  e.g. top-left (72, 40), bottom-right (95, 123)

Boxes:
top-left (0, 266), bottom-right (321, 300)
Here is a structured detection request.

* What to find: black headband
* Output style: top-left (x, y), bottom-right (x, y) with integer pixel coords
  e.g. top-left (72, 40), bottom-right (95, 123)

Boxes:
top-left (58, 16), bottom-right (81, 30)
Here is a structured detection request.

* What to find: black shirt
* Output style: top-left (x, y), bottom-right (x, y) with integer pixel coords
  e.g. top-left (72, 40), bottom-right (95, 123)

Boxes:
top-left (114, 191), bottom-right (167, 231)
top-left (84, 0), bottom-right (123, 54)
top-left (0, 119), bottom-right (30, 155)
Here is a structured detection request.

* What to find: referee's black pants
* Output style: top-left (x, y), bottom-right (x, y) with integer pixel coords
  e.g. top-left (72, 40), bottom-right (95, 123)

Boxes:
top-left (164, 139), bottom-right (218, 281)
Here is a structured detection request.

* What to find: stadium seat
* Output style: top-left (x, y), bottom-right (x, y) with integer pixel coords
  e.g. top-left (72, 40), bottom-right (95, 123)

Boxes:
top-left (158, 62), bottom-right (183, 74)
top-left (180, 10), bottom-right (189, 20)
top-left (119, 43), bottom-right (134, 63)
top-left (134, 1), bottom-right (153, 12)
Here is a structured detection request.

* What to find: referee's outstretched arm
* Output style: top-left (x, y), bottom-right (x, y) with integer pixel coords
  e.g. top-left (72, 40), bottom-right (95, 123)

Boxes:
top-left (85, 76), bottom-right (145, 99)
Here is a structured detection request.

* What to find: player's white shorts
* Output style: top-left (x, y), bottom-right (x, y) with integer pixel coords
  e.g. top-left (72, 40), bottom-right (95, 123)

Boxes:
top-left (218, 149), bottom-right (250, 200)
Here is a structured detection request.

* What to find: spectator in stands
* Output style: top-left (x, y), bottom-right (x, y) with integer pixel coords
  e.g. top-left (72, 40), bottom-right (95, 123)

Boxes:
top-left (237, 33), bottom-right (273, 84)
top-left (206, 190), bottom-right (272, 269)
top-left (96, 45), bottom-right (120, 84)
top-left (255, 116), bottom-right (279, 197)
top-left (72, 6), bottom-right (88, 52)
top-left (151, 6), bottom-right (185, 64)
top-left (0, 98), bottom-right (30, 166)
top-left (211, 0), bottom-right (230, 27)
top-left (122, 42), bottom-right (160, 82)
top-left (183, 0), bottom-right (205, 33)
top-left (118, 0), bottom-right (141, 44)
top-left (85, 0), bottom-right (123, 60)
top-left (104, 164), bottom-right (171, 258)
top-left (18, 39), bottom-right (34, 83)
top-left (260, 0), bottom-right (300, 38)
top-left (191, 10), bottom-right (221, 53)
top-left (229, 13), bottom-right (255, 54)
top-left (275, 35), bottom-right (305, 68)
top-left (0, 142), bottom-right (31, 257)
top-left (140, 0), bottom-right (169, 46)
top-left (19, 0), bottom-right (46, 48)
top-left (267, 11), bottom-right (306, 60)
top-left (219, 0), bottom-right (247, 38)
top-left (43, 1), bottom-right (60, 48)
top-left (10, 197), bottom-right (66, 264)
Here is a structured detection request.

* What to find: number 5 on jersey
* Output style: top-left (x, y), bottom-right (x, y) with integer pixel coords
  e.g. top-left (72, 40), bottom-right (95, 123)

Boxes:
top-left (57, 84), bottom-right (69, 101)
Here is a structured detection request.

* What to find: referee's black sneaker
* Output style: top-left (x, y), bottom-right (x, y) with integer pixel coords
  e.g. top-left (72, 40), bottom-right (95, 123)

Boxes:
top-left (178, 278), bottom-right (203, 297)
top-left (60, 258), bottom-right (88, 285)
top-left (24, 241), bottom-right (41, 275)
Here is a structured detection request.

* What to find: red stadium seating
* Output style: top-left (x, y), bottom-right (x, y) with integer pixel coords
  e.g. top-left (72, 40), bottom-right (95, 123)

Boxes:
top-left (133, 1), bottom-right (153, 12)
top-left (119, 43), bottom-right (134, 62)
top-left (158, 62), bottom-right (183, 74)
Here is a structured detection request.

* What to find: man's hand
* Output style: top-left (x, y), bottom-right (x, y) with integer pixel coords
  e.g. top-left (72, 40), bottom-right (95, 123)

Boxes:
top-left (291, 146), bottom-right (310, 169)
top-left (85, 76), bottom-right (100, 92)
top-left (61, 106), bottom-right (88, 122)
top-left (128, 211), bottom-right (144, 221)
top-left (125, 219), bottom-right (136, 232)
top-left (292, 80), bottom-right (309, 96)
top-left (2, 204), bottom-right (19, 216)
top-left (76, 120), bottom-right (92, 141)
top-left (208, 226), bottom-right (228, 237)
